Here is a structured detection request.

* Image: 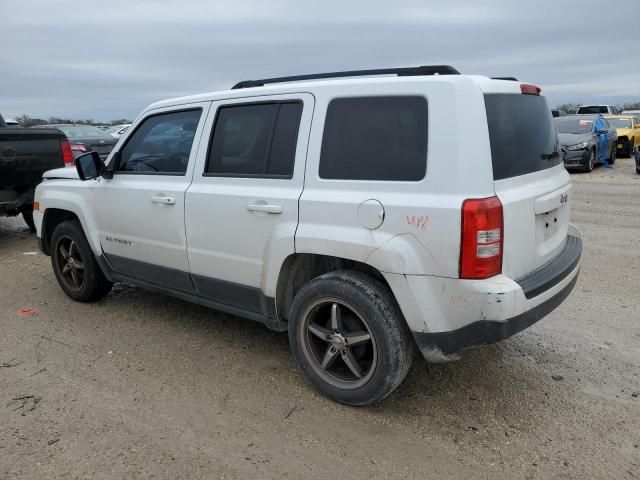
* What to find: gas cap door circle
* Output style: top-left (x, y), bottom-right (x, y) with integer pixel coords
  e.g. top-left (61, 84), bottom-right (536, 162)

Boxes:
top-left (357, 199), bottom-right (385, 230)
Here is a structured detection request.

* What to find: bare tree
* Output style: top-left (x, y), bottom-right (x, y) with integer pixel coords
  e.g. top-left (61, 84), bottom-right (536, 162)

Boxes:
top-left (12, 114), bottom-right (132, 127)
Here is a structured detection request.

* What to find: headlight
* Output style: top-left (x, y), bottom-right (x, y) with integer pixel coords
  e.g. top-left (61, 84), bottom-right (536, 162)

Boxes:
top-left (566, 142), bottom-right (589, 151)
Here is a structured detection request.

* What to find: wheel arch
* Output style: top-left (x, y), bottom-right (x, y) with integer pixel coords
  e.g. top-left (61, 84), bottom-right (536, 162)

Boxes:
top-left (275, 253), bottom-right (397, 322)
top-left (41, 208), bottom-right (81, 255)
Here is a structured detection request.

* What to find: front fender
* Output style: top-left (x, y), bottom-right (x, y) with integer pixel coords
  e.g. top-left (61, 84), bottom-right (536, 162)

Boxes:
top-left (35, 180), bottom-right (101, 255)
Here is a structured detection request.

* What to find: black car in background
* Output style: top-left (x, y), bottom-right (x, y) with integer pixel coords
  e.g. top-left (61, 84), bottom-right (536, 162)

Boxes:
top-left (555, 115), bottom-right (617, 172)
top-left (31, 124), bottom-right (116, 160)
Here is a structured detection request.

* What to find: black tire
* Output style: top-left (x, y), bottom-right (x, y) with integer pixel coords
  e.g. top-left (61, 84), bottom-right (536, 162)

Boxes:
top-left (50, 220), bottom-right (112, 302)
top-left (584, 149), bottom-right (595, 172)
top-left (629, 138), bottom-right (635, 158)
top-left (609, 145), bottom-right (616, 165)
top-left (21, 209), bottom-right (36, 232)
top-left (288, 270), bottom-right (414, 406)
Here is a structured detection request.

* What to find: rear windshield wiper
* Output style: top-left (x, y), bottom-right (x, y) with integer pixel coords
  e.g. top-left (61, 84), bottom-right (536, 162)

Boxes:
top-left (541, 151), bottom-right (560, 161)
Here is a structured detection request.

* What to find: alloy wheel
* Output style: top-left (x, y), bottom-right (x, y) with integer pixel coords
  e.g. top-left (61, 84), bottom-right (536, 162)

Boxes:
top-left (299, 298), bottom-right (377, 389)
top-left (54, 235), bottom-right (86, 291)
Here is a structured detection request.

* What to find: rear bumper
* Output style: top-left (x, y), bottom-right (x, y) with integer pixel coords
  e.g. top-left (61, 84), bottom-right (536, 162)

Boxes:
top-left (384, 226), bottom-right (582, 362)
top-left (412, 272), bottom-right (578, 359)
top-left (0, 189), bottom-right (34, 214)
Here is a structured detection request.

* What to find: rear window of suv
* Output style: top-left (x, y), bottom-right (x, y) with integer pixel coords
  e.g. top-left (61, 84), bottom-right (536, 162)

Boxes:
top-left (577, 106), bottom-right (608, 114)
top-left (484, 94), bottom-right (560, 180)
top-left (319, 96), bottom-right (428, 181)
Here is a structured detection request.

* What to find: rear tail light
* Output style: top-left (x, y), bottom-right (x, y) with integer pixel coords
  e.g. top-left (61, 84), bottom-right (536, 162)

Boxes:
top-left (460, 196), bottom-right (503, 279)
top-left (60, 139), bottom-right (74, 167)
top-left (520, 83), bottom-right (541, 95)
top-left (70, 142), bottom-right (87, 152)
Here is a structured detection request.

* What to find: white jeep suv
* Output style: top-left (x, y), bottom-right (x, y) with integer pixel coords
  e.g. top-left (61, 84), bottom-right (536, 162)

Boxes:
top-left (34, 65), bottom-right (582, 405)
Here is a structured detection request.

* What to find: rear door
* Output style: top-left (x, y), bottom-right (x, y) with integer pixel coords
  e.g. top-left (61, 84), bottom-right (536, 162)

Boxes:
top-left (484, 91), bottom-right (572, 280)
top-left (185, 93), bottom-right (313, 314)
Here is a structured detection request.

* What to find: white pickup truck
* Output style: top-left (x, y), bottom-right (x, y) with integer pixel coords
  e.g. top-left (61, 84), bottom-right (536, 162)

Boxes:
top-left (34, 66), bottom-right (582, 405)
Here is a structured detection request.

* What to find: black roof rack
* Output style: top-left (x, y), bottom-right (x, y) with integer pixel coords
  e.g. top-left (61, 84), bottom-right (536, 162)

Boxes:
top-left (231, 65), bottom-right (460, 89)
top-left (491, 76), bottom-right (519, 81)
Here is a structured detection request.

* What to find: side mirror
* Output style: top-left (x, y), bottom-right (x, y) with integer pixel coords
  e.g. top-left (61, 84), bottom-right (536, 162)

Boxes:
top-left (75, 152), bottom-right (103, 180)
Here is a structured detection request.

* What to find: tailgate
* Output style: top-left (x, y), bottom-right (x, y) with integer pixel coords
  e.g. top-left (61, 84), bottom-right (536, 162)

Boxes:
top-left (0, 129), bottom-right (65, 187)
top-left (495, 165), bottom-right (571, 279)
top-left (484, 91), bottom-right (572, 280)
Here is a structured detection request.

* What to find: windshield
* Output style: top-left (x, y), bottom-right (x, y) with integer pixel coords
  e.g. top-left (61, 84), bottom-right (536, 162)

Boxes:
top-left (606, 118), bottom-right (632, 129)
top-left (53, 125), bottom-right (111, 139)
top-left (554, 117), bottom-right (594, 134)
top-left (484, 93), bottom-right (560, 180)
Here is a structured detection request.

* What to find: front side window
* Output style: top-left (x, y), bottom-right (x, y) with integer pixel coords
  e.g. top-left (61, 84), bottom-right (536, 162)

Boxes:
top-left (117, 109), bottom-right (201, 175)
top-left (319, 96), bottom-right (428, 181)
top-left (206, 102), bottom-right (302, 177)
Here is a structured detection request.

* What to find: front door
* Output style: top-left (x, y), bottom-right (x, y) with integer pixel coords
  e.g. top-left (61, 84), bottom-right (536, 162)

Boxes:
top-left (94, 103), bottom-right (210, 293)
top-left (185, 94), bottom-right (313, 314)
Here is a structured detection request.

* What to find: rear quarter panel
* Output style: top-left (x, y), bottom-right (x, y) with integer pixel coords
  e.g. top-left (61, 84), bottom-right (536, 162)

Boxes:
top-left (297, 77), bottom-right (496, 278)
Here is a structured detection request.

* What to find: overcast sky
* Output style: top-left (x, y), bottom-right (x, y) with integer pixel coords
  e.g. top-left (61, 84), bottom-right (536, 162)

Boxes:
top-left (2, 0), bottom-right (639, 121)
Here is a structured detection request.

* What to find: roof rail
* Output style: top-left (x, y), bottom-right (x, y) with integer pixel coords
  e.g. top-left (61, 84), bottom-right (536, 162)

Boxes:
top-left (231, 65), bottom-right (460, 89)
top-left (491, 76), bottom-right (519, 81)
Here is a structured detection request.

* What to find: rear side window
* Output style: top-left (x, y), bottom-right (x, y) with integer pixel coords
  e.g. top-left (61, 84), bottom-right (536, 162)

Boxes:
top-left (319, 96), bottom-right (428, 181)
top-left (206, 102), bottom-right (302, 178)
top-left (485, 94), bottom-right (560, 180)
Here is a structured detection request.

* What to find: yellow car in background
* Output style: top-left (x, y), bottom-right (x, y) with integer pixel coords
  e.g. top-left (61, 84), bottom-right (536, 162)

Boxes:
top-left (604, 115), bottom-right (640, 157)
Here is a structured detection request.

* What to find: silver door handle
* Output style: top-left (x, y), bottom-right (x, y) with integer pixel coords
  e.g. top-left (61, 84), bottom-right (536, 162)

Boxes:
top-left (247, 204), bottom-right (282, 214)
top-left (151, 196), bottom-right (176, 205)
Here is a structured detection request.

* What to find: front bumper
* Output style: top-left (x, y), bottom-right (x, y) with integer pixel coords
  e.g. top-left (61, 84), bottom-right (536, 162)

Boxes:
top-left (616, 137), bottom-right (632, 155)
top-left (384, 227), bottom-right (582, 362)
top-left (563, 148), bottom-right (590, 168)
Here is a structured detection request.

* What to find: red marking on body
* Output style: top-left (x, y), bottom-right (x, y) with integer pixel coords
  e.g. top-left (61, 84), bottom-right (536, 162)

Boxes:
top-left (406, 215), bottom-right (428, 231)
top-left (363, 232), bottom-right (437, 264)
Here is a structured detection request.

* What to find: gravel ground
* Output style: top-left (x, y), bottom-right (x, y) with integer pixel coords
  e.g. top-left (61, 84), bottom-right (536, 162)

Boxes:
top-left (1, 158), bottom-right (638, 480)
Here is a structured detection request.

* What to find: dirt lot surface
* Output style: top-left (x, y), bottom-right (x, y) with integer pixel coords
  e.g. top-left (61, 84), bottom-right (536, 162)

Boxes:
top-left (1, 159), bottom-right (639, 480)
